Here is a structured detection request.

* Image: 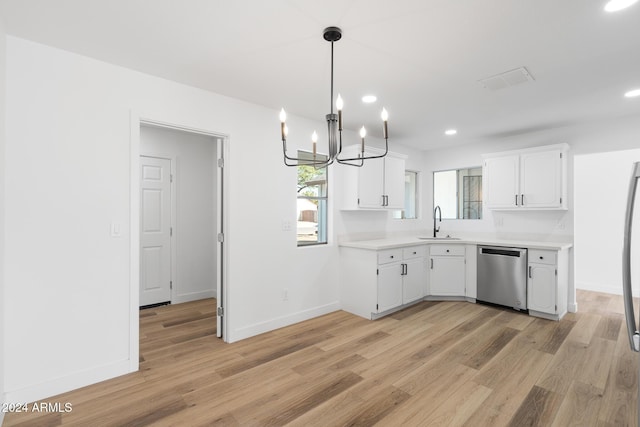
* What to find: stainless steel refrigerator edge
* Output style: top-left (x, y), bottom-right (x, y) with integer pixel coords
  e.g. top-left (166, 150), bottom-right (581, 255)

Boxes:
top-left (622, 161), bottom-right (640, 426)
top-left (477, 246), bottom-right (528, 310)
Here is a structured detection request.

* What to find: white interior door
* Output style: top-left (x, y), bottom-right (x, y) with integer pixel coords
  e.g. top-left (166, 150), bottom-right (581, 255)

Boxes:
top-left (140, 156), bottom-right (172, 306)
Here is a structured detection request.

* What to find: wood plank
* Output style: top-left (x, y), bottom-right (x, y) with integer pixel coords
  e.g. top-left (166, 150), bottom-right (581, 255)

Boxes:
top-left (507, 385), bottom-right (564, 427)
top-left (539, 318), bottom-right (577, 354)
top-left (551, 381), bottom-right (604, 427)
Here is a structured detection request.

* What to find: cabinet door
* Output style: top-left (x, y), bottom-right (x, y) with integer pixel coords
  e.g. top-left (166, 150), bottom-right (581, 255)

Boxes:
top-left (484, 155), bottom-right (519, 209)
top-left (520, 150), bottom-right (562, 208)
top-left (527, 263), bottom-right (556, 313)
top-left (429, 256), bottom-right (465, 296)
top-left (358, 157), bottom-right (385, 208)
top-left (403, 258), bottom-right (426, 304)
top-left (383, 156), bottom-right (406, 209)
top-left (377, 263), bottom-right (403, 312)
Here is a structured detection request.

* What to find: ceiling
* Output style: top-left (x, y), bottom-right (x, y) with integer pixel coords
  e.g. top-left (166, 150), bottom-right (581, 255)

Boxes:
top-left (1, 0), bottom-right (640, 150)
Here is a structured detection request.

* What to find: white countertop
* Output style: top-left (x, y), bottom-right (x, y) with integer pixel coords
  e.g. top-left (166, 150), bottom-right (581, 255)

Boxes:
top-left (339, 235), bottom-right (572, 251)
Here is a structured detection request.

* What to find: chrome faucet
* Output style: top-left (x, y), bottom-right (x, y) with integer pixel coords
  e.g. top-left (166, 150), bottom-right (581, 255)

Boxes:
top-left (433, 205), bottom-right (442, 238)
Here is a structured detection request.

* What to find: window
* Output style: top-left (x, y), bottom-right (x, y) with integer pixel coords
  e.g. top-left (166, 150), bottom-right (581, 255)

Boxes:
top-left (297, 151), bottom-right (328, 246)
top-left (393, 170), bottom-right (419, 219)
top-left (433, 167), bottom-right (482, 219)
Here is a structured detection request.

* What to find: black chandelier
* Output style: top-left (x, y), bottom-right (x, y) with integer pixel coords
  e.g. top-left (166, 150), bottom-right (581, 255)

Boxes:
top-left (279, 26), bottom-right (389, 167)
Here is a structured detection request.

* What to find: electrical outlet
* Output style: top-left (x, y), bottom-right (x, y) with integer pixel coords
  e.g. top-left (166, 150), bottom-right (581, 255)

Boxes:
top-left (495, 217), bottom-right (504, 227)
top-left (556, 221), bottom-right (565, 230)
top-left (282, 220), bottom-right (292, 231)
top-left (282, 289), bottom-right (289, 301)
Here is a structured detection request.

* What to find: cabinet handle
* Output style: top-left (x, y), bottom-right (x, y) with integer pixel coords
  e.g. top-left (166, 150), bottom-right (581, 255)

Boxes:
top-left (521, 194), bottom-right (525, 205)
top-left (446, 249), bottom-right (450, 253)
top-left (515, 194), bottom-right (518, 206)
top-left (405, 264), bottom-right (408, 275)
top-left (390, 255), bottom-right (394, 259)
top-left (430, 259), bottom-right (434, 269)
top-left (413, 251), bottom-right (417, 255)
top-left (529, 266), bottom-right (532, 279)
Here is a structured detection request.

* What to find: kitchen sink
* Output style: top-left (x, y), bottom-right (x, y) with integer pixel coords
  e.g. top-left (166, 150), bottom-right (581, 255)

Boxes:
top-left (418, 236), bottom-right (461, 240)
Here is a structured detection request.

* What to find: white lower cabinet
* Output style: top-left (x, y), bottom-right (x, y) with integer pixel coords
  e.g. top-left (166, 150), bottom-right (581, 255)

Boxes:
top-left (340, 241), bottom-right (569, 321)
top-left (377, 262), bottom-right (404, 313)
top-left (527, 249), bottom-right (568, 320)
top-left (339, 245), bottom-right (426, 319)
top-left (428, 245), bottom-right (466, 296)
top-left (403, 257), bottom-right (426, 304)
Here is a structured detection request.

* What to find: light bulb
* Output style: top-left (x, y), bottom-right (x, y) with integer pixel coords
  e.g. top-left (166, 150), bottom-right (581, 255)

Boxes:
top-left (279, 108), bottom-right (287, 123)
top-left (359, 126), bottom-right (367, 138)
top-left (604, 0), bottom-right (638, 12)
top-left (312, 131), bottom-right (318, 142)
top-left (624, 88), bottom-right (640, 98)
top-left (381, 108), bottom-right (389, 121)
top-left (336, 94), bottom-right (344, 111)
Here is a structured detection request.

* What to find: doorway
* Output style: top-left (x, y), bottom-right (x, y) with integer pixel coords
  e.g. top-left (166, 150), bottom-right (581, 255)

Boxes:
top-left (130, 115), bottom-right (229, 369)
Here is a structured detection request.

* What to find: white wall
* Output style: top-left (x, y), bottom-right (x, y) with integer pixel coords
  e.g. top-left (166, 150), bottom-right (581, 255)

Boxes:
top-left (4, 36), bottom-right (341, 403)
top-left (575, 149), bottom-right (640, 295)
top-left (0, 12), bottom-right (7, 425)
top-left (140, 125), bottom-right (217, 303)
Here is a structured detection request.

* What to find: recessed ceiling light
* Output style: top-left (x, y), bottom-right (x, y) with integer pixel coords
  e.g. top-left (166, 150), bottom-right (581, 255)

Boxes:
top-left (624, 88), bottom-right (640, 98)
top-left (362, 95), bottom-right (377, 104)
top-left (604, 0), bottom-right (638, 12)
top-left (445, 129), bottom-right (457, 136)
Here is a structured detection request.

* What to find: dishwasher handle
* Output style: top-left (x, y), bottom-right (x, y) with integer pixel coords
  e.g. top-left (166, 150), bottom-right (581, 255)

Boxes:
top-left (479, 247), bottom-right (525, 257)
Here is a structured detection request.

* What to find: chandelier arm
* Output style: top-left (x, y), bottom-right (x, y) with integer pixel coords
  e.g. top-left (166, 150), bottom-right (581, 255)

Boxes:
top-left (282, 140), bottom-right (331, 167)
top-left (335, 137), bottom-right (389, 163)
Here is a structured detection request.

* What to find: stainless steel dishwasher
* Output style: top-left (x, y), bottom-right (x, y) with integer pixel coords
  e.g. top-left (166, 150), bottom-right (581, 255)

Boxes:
top-left (477, 246), bottom-right (528, 311)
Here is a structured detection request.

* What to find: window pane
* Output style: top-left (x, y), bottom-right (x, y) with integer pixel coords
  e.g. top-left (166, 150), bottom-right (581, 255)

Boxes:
top-left (297, 199), bottom-right (327, 245)
top-left (434, 170), bottom-right (457, 219)
top-left (393, 170), bottom-right (418, 219)
top-left (404, 171), bottom-right (418, 219)
top-left (297, 151), bottom-right (327, 246)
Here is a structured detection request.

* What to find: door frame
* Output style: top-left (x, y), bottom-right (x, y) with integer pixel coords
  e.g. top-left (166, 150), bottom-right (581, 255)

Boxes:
top-left (129, 111), bottom-right (230, 372)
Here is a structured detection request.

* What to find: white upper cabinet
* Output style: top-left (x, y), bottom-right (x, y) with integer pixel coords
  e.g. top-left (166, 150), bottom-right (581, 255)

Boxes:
top-left (483, 144), bottom-right (568, 210)
top-left (341, 146), bottom-right (407, 210)
top-left (484, 155), bottom-right (520, 209)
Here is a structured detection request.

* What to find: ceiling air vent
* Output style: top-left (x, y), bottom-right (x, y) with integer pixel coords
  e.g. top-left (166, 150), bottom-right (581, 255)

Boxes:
top-left (478, 67), bottom-right (535, 91)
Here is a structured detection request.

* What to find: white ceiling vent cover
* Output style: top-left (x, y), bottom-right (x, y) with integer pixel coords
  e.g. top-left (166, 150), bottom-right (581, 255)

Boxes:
top-left (478, 67), bottom-right (535, 91)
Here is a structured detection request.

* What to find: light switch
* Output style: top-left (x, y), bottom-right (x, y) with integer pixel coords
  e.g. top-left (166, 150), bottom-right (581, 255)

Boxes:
top-left (110, 222), bottom-right (122, 237)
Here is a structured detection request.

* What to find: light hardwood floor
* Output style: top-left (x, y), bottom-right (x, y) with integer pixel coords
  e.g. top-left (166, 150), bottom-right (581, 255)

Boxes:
top-left (4, 290), bottom-right (638, 426)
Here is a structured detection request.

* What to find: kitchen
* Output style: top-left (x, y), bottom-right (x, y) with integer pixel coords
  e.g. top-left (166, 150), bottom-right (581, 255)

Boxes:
top-left (1, 0), bottom-right (640, 425)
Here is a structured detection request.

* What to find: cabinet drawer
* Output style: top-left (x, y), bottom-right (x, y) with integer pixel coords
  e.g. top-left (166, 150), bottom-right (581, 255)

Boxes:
top-left (430, 245), bottom-right (465, 256)
top-left (403, 246), bottom-right (426, 260)
top-left (529, 249), bottom-right (556, 265)
top-left (378, 249), bottom-right (403, 265)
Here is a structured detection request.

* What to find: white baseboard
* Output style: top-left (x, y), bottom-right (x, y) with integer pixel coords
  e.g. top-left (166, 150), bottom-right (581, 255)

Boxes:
top-left (575, 281), bottom-right (637, 296)
top-left (173, 289), bottom-right (216, 304)
top-left (228, 301), bottom-right (340, 343)
top-left (5, 359), bottom-right (133, 404)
